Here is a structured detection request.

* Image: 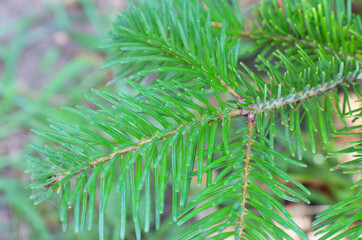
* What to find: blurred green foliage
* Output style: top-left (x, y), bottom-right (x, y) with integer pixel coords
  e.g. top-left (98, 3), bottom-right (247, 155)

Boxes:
top-left (0, 1), bottom-right (114, 239)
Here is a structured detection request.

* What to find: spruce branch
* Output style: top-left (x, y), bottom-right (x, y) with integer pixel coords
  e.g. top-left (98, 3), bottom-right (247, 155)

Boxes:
top-left (220, 26), bottom-right (349, 60)
top-left (129, 31), bottom-right (245, 103)
top-left (26, 0), bottom-right (362, 239)
top-left (53, 108), bottom-right (243, 184)
top-left (220, 0), bottom-right (361, 63)
top-left (240, 31), bottom-right (347, 60)
top-left (254, 74), bottom-right (360, 113)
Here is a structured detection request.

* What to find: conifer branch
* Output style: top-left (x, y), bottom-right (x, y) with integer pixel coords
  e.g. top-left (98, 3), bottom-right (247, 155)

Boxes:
top-left (211, 22), bottom-right (350, 60)
top-left (54, 108), bottom-right (243, 183)
top-left (240, 31), bottom-right (347, 60)
top-left (135, 34), bottom-right (244, 103)
top-left (27, 1), bottom-right (362, 239)
top-left (254, 74), bottom-right (360, 113)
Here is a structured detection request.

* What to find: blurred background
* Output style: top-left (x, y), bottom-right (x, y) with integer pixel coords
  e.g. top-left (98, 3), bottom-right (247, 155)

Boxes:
top-left (0, 0), bottom-right (126, 239)
top-left (0, 0), bottom-right (360, 240)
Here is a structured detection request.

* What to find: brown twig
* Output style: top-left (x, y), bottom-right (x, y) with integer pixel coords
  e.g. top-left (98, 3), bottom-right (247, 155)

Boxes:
top-left (238, 112), bottom-right (255, 238)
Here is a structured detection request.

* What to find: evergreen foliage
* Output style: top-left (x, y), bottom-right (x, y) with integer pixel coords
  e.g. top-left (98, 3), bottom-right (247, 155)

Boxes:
top-left (312, 110), bottom-right (362, 239)
top-left (25, 0), bottom-right (361, 239)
